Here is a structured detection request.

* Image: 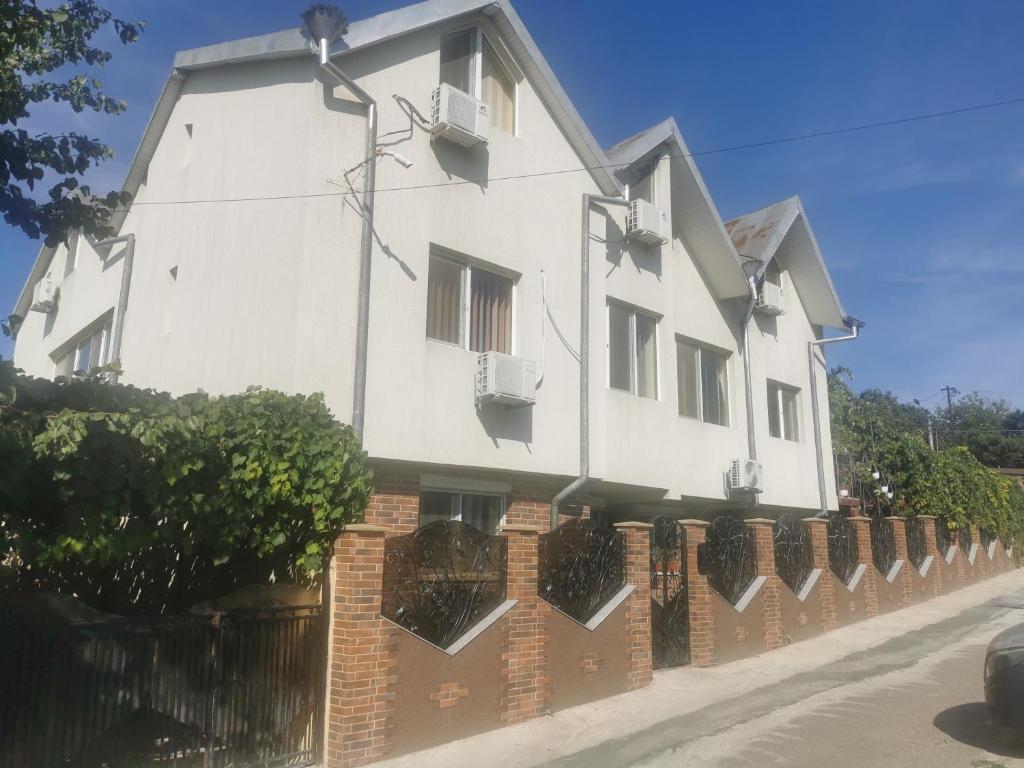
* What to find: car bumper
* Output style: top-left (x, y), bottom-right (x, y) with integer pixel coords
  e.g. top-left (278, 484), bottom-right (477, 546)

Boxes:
top-left (985, 665), bottom-right (1024, 727)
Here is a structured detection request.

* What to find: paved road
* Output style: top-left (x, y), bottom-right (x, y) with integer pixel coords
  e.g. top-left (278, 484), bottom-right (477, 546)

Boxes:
top-left (546, 591), bottom-right (1024, 768)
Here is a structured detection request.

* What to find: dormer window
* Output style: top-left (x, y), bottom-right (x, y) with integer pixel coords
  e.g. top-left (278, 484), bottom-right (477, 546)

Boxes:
top-left (439, 28), bottom-right (515, 134)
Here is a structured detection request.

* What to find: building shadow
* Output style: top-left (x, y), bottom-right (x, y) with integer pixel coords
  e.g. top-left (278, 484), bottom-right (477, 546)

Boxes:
top-left (933, 702), bottom-right (1024, 757)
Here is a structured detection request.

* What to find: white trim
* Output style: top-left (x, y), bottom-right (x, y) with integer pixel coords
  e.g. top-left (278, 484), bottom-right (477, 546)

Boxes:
top-left (734, 575), bottom-right (767, 613)
top-left (968, 543), bottom-right (978, 565)
top-left (884, 559), bottom-right (904, 583)
top-left (846, 563), bottom-right (867, 592)
top-left (918, 554), bottom-right (934, 578)
top-left (796, 568), bottom-right (822, 602)
top-left (583, 585), bottom-right (635, 630)
top-left (945, 544), bottom-right (958, 565)
top-left (988, 541), bottom-right (997, 560)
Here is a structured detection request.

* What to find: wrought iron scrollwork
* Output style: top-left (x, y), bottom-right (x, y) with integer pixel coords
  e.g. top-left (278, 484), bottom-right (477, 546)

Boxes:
top-left (827, 512), bottom-right (860, 585)
top-left (773, 514), bottom-right (814, 594)
top-left (935, 516), bottom-right (952, 557)
top-left (906, 517), bottom-right (928, 570)
top-left (869, 513), bottom-right (897, 575)
top-left (698, 517), bottom-right (756, 605)
top-left (650, 516), bottom-right (689, 669)
top-left (957, 524), bottom-right (973, 552)
top-left (381, 520), bottom-right (507, 649)
top-left (538, 518), bottom-right (625, 624)
top-left (981, 528), bottom-right (994, 551)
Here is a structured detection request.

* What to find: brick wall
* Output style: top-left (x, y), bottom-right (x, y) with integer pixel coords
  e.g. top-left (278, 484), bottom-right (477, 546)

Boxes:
top-left (363, 470), bottom-right (418, 534)
top-left (680, 520), bottom-right (715, 666)
top-left (616, 522), bottom-right (653, 689)
top-left (889, 517), bottom-right (915, 607)
top-left (849, 517), bottom-right (879, 618)
top-left (747, 519), bottom-right (784, 651)
top-left (804, 517), bottom-right (838, 631)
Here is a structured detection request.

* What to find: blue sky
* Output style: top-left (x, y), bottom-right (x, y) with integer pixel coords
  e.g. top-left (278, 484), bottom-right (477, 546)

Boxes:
top-left (3, 0), bottom-right (1023, 408)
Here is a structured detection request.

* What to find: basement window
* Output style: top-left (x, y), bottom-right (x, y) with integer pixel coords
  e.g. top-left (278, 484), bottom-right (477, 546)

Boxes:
top-left (768, 381), bottom-right (800, 441)
top-left (608, 300), bottom-right (658, 399)
top-left (426, 249), bottom-right (514, 354)
top-left (419, 490), bottom-right (505, 535)
top-left (439, 27), bottom-right (516, 134)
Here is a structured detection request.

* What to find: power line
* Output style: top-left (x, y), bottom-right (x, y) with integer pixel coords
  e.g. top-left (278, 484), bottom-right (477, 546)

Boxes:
top-left (108, 94), bottom-right (1024, 209)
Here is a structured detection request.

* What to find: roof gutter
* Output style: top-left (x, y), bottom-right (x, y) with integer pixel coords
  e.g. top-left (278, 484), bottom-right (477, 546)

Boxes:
top-left (314, 37), bottom-right (377, 442)
top-left (550, 193), bottom-right (626, 530)
top-left (808, 316), bottom-right (864, 517)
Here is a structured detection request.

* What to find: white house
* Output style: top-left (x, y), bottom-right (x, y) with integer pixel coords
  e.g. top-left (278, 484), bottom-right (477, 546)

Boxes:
top-left (9, 0), bottom-right (860, 533)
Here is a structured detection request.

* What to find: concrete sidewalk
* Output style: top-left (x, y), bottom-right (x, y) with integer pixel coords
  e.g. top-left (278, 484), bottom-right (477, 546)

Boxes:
top-left (373, 569), bottom-right (1024, 768)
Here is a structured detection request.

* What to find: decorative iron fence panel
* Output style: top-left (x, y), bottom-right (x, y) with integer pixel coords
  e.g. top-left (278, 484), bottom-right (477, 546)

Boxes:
top-left (935, 517), bottom-right (952, 557)
top-left (697, 517), bottom-right (756, 605)
top-left (650, 517), bottom-right (689, 669)
top-left (957, 524), bottom-right (973, 553)
top-left (906, 517), bottom-right (928, 571)
top-left (0, 606), bottom-right (323, 768)
top-left (538, 518), bottom-right (625, 624)
top-left (980, 528), bottom-right (994, 551)
top-left (381, 520), bottom-right (507, 649)
top-left (827, 513), bottom-right (860, 585)
top-left (773, 514), bottom-right (814, 595)
top-left (869, 514), bottom-right (897, 575)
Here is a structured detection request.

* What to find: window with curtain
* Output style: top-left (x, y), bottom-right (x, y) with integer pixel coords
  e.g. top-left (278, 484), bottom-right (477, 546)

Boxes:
top-left (481, 38), bottom-right (515, 133)
top-left (768, 381), bottom-right (800, 441)
top-left (608, 301), bottom-right (658, 399)
top-left (419, 490), bottom-right (504, 534)
top-left (426, 250), bottom-right (513, 354)
top-left (676, 339), bottom-right (730, 426)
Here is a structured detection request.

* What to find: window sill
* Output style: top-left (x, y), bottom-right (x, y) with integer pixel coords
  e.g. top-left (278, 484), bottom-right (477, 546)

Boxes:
top-left (678, 414), bottom-right (732, 430)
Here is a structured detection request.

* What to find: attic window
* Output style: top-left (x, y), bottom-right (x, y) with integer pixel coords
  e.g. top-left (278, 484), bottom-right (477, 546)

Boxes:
top-left (439, 27), bottom-right (516, 134)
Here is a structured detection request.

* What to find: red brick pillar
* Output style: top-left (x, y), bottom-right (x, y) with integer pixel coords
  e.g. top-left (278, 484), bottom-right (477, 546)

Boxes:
top-left (971, 523), bottom-right (985, 579)
top-left (747, 519), bottom-right (784, 651)
top-left (916, 516), bottom-right (944, 598)
top-left (363, 471), bottom-right (419, 533)
top-left (890, 518), bottom-right (914, 607)
top-left (952, 522), bottom-right (968, 587)
top-left (680, 520), bottom-right (715, 666)
top-left (803, 517), bottom-right (838, 631)
top-left (500, 525), bottom-right (549, 724)
top-left (615, 522), bottom-right (653, 690)
top-left (849, 517), bottom-right (878, 617)
top-left (325, 525), bottom-right (396, 768)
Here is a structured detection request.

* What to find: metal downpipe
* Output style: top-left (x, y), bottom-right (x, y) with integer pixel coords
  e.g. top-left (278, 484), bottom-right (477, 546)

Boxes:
top-left (91, 233), bottom-right (135, 384)
top-left (317, 38), bottom-right (377, 442)
top-left (808, 322), bottom-right (861, 516)
top-left (741, 275), bottom-right (758, 464)
top-left (550, 193), bottom-right (626, 529)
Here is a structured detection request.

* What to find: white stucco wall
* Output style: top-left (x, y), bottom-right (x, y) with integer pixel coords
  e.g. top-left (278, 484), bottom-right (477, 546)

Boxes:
top-left (12, 13), bottom-right (842, 514)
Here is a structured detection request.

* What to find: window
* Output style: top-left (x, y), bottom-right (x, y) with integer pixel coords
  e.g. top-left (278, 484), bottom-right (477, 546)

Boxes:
top-left (419, 490), bottom-right (504, 535)
top-left (768, 381), bottom-right (800, 441)
top-left (439, 28), bottom-right (516, 134)
top-left (676, 339), bottom-right (730, 426)
top-left (426, 250), bottom-right (514, 353)
top-left (608, 301), bottom-right (658, 399)
top-left (55, 319), bottom-right (112, 377)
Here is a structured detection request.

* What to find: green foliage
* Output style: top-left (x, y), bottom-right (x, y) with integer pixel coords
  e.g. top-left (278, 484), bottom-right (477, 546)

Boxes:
top-left (829, 368), bottom-right (1024, 545)
top-left (1, 1), bottom-right (143, 245)
top-left (0, 361), bottom-right (373, 613)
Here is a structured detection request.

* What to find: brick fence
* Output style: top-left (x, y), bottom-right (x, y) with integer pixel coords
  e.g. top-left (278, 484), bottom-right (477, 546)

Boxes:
top-left (324, 511), bottom-right (1017, 766)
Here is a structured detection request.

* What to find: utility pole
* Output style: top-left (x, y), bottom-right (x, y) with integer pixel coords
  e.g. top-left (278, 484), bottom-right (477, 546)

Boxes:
top-left (914, 398), bottom-right (937, 451)
top-left (941, 385), bottom-right (959, 444)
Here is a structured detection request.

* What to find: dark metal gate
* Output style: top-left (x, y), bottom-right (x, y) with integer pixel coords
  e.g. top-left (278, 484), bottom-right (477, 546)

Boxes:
top-left (0, 605), bottom-right (324, 768)
top-left (650, 516), bottom-right (689, 669)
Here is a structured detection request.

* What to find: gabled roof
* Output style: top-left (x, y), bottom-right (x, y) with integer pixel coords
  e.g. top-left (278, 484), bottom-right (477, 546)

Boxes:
top-left (724, 196), bottom-right (848, 330)
top-left (14, 0), bottom-right (620, 318)
top-left (606, 117), bottom-right (750, 299)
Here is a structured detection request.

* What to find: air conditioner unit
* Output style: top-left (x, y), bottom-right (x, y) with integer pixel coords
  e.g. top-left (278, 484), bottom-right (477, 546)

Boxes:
top-left (728, 458), bottom-right (763, 494)
top-left (626, 199), bottom-right (669, 245)
top-left (430, 83), bottom-right (489, 148)
top-left (30, 275), bottom-right (59, 313)
top-left (476, 351), bottom-right (537, 407)
top-left (755, 280), bottom-right (785, 316)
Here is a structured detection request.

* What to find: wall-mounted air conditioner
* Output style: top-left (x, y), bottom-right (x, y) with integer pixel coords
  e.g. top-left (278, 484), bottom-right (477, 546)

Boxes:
top-left (728, 458), bottom-right (763, 494)
top-left (476, 351), bottom-right (536, 407)
top-left (430, 83), bottom-right (489, 148)
top-left (755, 280), bottom-right (785, 316)
top-left (626, 199), bottom-right (669, 245)
top-left (30, 275), bottom-right (59, 313)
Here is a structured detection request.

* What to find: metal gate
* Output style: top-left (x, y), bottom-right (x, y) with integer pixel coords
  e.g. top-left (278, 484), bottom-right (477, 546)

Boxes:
top-left (0, 605), bottom-right (324, 768)
top-left (650, 516), bottom-right (690, 669)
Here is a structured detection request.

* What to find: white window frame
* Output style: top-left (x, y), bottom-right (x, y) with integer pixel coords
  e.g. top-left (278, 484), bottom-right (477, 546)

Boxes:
top-left (54, 318), bottom-right (113, 377)
top-left (426, 248), bottom-right (517, 354)
top-left (676, 337), bottom-right (731, 427)
top-left (440, 25), bottom-right (519, 135)
top-left (419, 476), bottom-right (510, 532)
top-left (768, 380), bottom-right (801, 442)
top-left (607, 300), bottom-right (659, 400)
